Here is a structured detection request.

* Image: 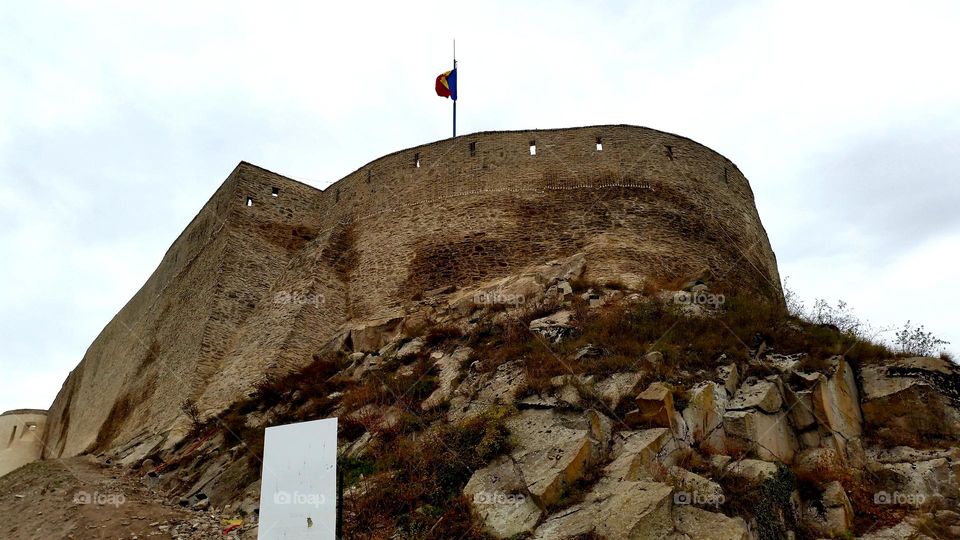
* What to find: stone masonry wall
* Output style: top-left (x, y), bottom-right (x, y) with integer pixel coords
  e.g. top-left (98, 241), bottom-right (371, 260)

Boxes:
top-left (0, 410), bottom-right (47, 477)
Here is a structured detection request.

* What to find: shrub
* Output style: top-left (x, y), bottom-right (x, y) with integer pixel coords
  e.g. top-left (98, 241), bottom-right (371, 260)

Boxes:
top-left (893, 320), bottom-right (950, 356)
top-left (423, 324), bottom-right (464, 347)
top-left (179, 399), bottom-right (204, 436)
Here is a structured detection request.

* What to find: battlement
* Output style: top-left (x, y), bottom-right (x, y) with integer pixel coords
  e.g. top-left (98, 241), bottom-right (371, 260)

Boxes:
top-left (224, 125), bottom-right (756, 234)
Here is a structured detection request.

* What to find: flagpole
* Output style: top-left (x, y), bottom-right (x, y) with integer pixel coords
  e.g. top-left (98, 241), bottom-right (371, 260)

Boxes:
top-left (452, 39), bottom-right (457, 138)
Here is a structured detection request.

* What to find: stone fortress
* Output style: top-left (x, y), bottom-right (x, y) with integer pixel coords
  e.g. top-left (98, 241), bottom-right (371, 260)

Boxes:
top-left (41, 125), bottom-right (781, 463)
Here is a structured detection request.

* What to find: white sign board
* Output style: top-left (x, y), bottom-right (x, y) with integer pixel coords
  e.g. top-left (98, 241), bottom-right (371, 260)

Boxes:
top-left (258, 417), bottom-right (338, 539)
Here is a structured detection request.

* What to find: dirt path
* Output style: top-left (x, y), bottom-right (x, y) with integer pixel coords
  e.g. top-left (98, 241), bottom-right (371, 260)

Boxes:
top-left (0, 456), bottom-right (254, 539)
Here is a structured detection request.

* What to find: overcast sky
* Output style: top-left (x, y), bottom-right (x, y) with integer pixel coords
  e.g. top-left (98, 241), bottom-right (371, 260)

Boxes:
top-left (2, 1), bottom-right (958, 413)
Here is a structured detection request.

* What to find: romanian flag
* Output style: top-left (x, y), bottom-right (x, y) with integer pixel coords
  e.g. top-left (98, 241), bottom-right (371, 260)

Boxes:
top-left (435, 69), bottom-right (457, 100)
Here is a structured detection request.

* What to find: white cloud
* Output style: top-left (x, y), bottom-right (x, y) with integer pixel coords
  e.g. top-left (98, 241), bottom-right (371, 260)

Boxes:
top-left (1, 0), bottom-right (959, 412)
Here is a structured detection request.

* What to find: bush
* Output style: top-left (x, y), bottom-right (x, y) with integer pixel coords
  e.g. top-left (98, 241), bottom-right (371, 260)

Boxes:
top-left (179, 399), bottom-right (204, 436)
top-left (893, 320), bottom-right (950, 356)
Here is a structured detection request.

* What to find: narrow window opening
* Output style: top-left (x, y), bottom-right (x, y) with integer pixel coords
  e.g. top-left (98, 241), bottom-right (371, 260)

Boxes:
top-left (271, 187), bottom-right (279, 197)
top-left (335, 188), bottom-right (340, 202)
top-left (469, 142), bottom-right (477, 156)
top-left (664, 145), bottom-right (674, 160)
top-left (8, 426), bottom-right (15, 447)
top-left (529, 141), bottom-right (537, 155)
top-left (596, 137), bottom-right (603, 151)
top-left (414, 153), bottom-right (421, 168)
top-left (245, 196), bottom-right (253, 207)
top-left (366, 170), bottom-right (372, 183)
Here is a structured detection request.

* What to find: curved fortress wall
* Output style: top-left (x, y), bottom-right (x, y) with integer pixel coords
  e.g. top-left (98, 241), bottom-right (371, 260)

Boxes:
top-left (44, 125), bottom-right (781, 458)
top-left (0, 410), bottom-right (47, 477)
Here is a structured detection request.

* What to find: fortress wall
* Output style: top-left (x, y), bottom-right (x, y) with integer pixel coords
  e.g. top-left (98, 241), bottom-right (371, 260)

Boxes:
top-left (305, 126), bottom-right (779, 315)
top-left (195, 225), bottom-right (351, 419)
top-left (45, 165), bottom-right (331, 457)
top-left (45, 125), bottom-right (782, 458)
top-left (43, 178), bottom-right (239, 458)
top-left (114, 166), bottom-right (335, 449)
top-left (0, 410), bottom-right (47, 477)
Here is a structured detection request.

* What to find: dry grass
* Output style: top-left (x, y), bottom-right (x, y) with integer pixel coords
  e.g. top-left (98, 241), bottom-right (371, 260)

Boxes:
top-left (423, 323), bottom-right (464, 347)
top-left (342, 406), bottom-right (512, 539)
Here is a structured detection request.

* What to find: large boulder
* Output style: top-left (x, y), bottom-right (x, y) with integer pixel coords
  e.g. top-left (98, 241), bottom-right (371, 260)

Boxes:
top-left (782, 384), bottom-right (817, 433)
top-left (799, 480), bottom-right (854, 537)
top-left (506, 409), bottom-right (612, 507)
top-left (529, 310), bottom-right (575, 343)
top-left (728, 378), bottom-right (782, 413)
top-left (673, 506), bottom-right (751, 540)
top-left (866, 446), bottom-right (960, 507)
top-left (531, 479), bottom-right (674, 540)
top-left (605, 428), bottom-right (678, 482)
top-left (860, 357), bottom-right (960, 442)
top-left (395, 337), bottom-right (425, 360)
top-left (667, 466), bottom-right (724, 509)
top-left (682, 382), bottom-right (726, 453)
top-left (349, 315), bottom-right (404, 352)
top-left (596, 372), bottom-right (645, 410)
top-left (448, 360), bottom-right (527, 422)
top-left (716, 363), bottom-right (740, 397)
top-left (723, 409), bottom-right (798, 463)
top-left (794, 447), bottom-right (845, 485)
top-left (722, 459), bottom-right (779, 485)
top-left (634, 382), bottom-right (677, 429)
top-left (810, 356), bottom-right (862, 443)
top-left (421, 347), bottom-right (468, 410)
top-left (463, 456), bottom-right (544, 538)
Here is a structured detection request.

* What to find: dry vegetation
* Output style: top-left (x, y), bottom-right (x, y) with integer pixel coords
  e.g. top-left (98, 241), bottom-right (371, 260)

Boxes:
top-left (162, 283), bottom-right (946, 538)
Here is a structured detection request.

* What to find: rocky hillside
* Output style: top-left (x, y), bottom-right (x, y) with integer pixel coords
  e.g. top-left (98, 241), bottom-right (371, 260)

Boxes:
top-left (66, 253), bottom-right (960, 540)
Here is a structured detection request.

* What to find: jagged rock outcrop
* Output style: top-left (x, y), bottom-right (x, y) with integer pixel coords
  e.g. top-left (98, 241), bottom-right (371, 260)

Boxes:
top-left (463, 456), bottom-right (544, 538)
top-left (860, 356), bottom-right (960, 443)
top-left (530, 480), bottom-right (674, 540)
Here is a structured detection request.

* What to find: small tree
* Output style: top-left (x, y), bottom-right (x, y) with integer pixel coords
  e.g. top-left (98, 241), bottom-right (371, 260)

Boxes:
top-left (180, 399), bottom-right (204, 435)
